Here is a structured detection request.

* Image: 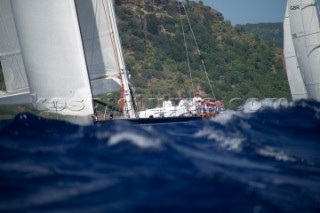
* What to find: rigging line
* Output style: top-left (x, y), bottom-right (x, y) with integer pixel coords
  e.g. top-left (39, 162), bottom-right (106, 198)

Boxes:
top-left (145, 22), bottom-right (155, 100)
top-left (103, 0), bottom-right (138, 117)
top-left (156, 6), bottom-right (180, 97)
top-left (129, 1), bottom-right (154, 105)
top-left (102, 1), bottom-right (126, 108)
top-left (181, 0), bottom-right (216, 100)
top-left (178, 2), bottom-right (195, 97)
top-left (141, 20), bottom-right (154, 100)
top-left (102, 1), bottom-right (129, 113)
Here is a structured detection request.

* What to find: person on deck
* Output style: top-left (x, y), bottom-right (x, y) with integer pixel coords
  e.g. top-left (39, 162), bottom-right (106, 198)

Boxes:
top-left (162, 96), bottom-right (173, 108)
top-left (178, 96), bottom-right (188, 108)
top-left (192, 92), bottom-right (203, 114)
top-left (192, 92), bottom-right (203, 105)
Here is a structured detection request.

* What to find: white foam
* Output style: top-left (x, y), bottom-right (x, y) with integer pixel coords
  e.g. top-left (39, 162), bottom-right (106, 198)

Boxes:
top-left (195, 128), bottom-right (244, 152)
top-left (297, 100), bottom-right (320, 120)
top-left (212, 110), bottom-right (238, 125)
top-left (108, 132), bottom-right (162, 149)
top-left (257, 147), bottom-right (296, 162)
top-left (242, 98), bottom-right (292, 113)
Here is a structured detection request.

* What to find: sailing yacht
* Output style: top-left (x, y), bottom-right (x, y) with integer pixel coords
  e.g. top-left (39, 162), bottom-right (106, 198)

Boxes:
top-left (0, 0), bottom-right (216, 124)
top-left (284, 0), bottom-right (320, 101)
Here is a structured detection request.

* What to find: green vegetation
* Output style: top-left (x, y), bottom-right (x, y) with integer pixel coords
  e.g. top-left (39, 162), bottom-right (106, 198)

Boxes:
top-left (116, 0), bottom-right (290, 106)
top-left (238, 23), bottom-right (283, 48)
top-left (0, 0), bottom-right (290, 118)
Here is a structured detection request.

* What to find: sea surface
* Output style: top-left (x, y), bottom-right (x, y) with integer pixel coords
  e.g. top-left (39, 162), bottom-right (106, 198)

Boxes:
top-left (0, 100), bottom-right (319, 213)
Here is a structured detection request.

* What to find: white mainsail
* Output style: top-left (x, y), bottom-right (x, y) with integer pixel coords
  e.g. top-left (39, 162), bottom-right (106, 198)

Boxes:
top-left (10, 0), bottom-right (94, 116)
top-left (286, 0), bottom-right (320, 101)
top-left (0, 0), bottom-right (30, 104)
top-left (283, 2), bottom-right (308, 100)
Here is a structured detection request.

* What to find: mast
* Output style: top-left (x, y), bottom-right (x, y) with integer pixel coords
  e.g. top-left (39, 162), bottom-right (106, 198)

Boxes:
top-left (105, 0), bottom-right (137, 118)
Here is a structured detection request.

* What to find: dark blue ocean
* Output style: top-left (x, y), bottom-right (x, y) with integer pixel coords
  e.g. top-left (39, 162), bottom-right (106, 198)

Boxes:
top-left (0, 100), bottom-right (319, 213)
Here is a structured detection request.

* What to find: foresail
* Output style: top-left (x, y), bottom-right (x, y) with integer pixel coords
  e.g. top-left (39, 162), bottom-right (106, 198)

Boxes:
top-left (288, 0), bottom-right (320, 101)
top-left (11, 0), bottom-right (94, 116)
top-left (0, 0), bottom-right (30, 104)
top-left (76, 0), bottom-right (136, 118)
top-left (75, 0), bottom-right (122, 96)
top-left (105, 0), bottom-right (137, 118)
top-left (283, 3), bottom-right (308, 100)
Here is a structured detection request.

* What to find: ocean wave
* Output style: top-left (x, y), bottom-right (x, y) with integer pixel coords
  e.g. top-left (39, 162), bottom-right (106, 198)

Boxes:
top-left (108, 131), bottom-right (162, 149)
top-left (0, 100), bottom-right (320, 212)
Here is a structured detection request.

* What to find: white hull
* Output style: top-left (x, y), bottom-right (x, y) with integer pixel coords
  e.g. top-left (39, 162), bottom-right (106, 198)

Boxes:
top-left (138, 106), bottom-right (196, 118)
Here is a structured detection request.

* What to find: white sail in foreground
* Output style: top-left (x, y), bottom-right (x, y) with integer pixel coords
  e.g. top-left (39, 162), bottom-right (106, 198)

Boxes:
top-left (286, 0), bottom-right (320, 101)
top-left (0, 0), bottom-right (136, 118)
top-left (11, 0), bottom-right (94, 116)
top-left (283, 2), bottom-right (308, 100)
top-left (0, 0), bottom-right (30, 104)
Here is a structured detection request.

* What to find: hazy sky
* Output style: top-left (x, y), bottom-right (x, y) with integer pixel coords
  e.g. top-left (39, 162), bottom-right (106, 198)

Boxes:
top-left (201, 0), bottom-right (287, 25)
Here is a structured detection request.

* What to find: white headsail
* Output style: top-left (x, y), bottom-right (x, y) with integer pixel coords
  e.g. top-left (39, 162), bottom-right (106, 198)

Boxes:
top-left (75, 0), bottom-right (136, 118)
top-left (283, 2), bottom-right (308, 100)
top-left (11, 0), bottom-right (94, 116)
top-left (104, 0), bottom-right (137, 118)
top-left (75, 0), bottom-right (122, 96)
top-left (0, 0), bottom-right (30, 104)
top-left (287, 0), bottom-right (320, 101)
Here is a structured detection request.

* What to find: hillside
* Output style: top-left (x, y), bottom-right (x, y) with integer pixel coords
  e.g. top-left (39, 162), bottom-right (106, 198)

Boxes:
top-left (0, 0), bottom-right (290, 118)
top-left (239, 23), bottom-right (284, 48)
top-left (115, 0), bottom-right (290, 103)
